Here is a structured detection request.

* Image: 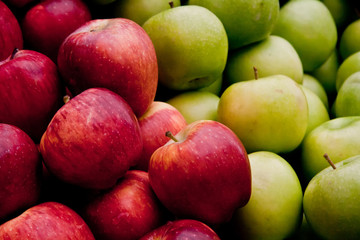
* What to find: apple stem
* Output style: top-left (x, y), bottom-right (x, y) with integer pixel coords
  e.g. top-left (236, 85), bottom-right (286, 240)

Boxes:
top-left (165, 131), bottom-right (178, 142)
top-left (169, 1), bottom-right (174, 8)
top-left (253, 66), bottom-right (258, 80)
top-left (323, 153), bottom-right (336, 170)
top-left (63, 95), bottom-right (71, 104)
top-left (10, 48), bottom-right (19, 60)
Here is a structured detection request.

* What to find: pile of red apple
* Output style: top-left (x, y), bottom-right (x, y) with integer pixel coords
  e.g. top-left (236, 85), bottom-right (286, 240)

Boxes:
top-left (1, 0), bottom-right (360, 239)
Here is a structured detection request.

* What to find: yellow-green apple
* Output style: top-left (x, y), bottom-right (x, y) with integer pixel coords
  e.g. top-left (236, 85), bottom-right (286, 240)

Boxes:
top-left (0, 1), bottom-right (23, 61)
top-left (231, 151), bottom-right (303, 239)
top-left (40, 88), bottom-right (143, 190)
top-left (334, 71), bottom-right (360, 117)
top-left (301, 116), bottom-right (360, 181)
top-left (167, 91), bottom-right (220, 124)
top-left (57, 18), bottom-right (158, 117)
top-left (0, 49), bottom-right (63, 142)
top-left (139, 219), bottom-right (221, 240)
top-left (272, 0), bottom-right (337, 71)
top-left (82, 170), bottom-right (166, 240)
top-left (113, 0), bottom-right (181, 26)
top-left (302, 74), bottom-right (329, 109)
top-left (336, 51), bottom-right (360, 91)
top-left (218, 75), bottom-right (308, 153)
top-left (303, 154), bottom-right (360, 240)
top-left (0, 124), bottom-right (42, 222)
top-left (136, 101), bottom-right (187, 171)
top-left (188, 0), bottom-right (279, 50)
top-left (339, 19), bottom-right (360, 60)
top-left (0, 202), bottom-right (95, 239)
top-left (142, 5), bottom-right (227, 90)
top-left (22, 0), bottom-right (91, 62)
top-left (225, 35), bottom-right (303, 85)
top-left (148, 120), bottom-right (251, 226)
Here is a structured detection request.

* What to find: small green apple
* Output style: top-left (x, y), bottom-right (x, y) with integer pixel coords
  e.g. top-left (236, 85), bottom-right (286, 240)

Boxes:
top-left (167, 91), bottom-right (220, 124)
top-left (231, 151), bottom-right (303, 239)
top-left (224, 35), bottom-right (303, 85)
top-left (301, 116), bottom-right (360, 181)
top-left (334, 71), bottom-right (360, 117)
top-left (142, 5), bottom-right (228, 90)
top-left (187, 0), bottom-right (279, 49)
top-left (303, 154), bottom-right (360, 240)
top-left (336, 51), bottom-right (360, 91)
top-left (302, 74), bottom-right (329, 109)
top-left (218, 74), bottom-right (308, 153)
top-left (272, 0), bottom-right (337, 71)
top-left (340, 19), bottom-right (360, 60)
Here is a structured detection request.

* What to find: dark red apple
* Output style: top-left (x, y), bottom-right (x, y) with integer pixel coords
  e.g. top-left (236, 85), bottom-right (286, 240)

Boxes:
top-left (57, 18), bottom-right (158, 117)
top-left (0, 201), bottom-right (95, 239)
top-left (148, 120), bottom-right (251, 226)
top-left (0, 123), bottom-right (42, 222)
top-left (39, 88), bottom-right (143, 190)
top-left (82, 170), bottom-right (166, 240)
top-left (139, 219), bottom-right (221, 240)
top-left (22, 0), bottom-right (91, 62)
top-left (0, 49), bottom-right (64, 142)
top-left (136, 101), bottom-right (187, 171)
top-left (0, 1), bottom-right (23, 61)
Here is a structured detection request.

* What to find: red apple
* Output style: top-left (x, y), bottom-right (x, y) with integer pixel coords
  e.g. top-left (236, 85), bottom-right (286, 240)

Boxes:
top-left (0, 49), bottom-right (64, 142)
top-left (0, 123), bottom-right (42, 222)
top-left (82, 170), bottom-right (166, 240)
top-left (40, 88), bottom-right (143, 190)
top-left (57, 18), bottom-right (158, 117)
top-left (136, 101), bottom-right (187, 171)
top-left (22, 0), bottom-right (91, 62)
top-left (0, 201), bottom-right (95, 239)
top-left (0, 1), bottom-right (23, 61)
top-left (148, 120), bottom-right (251, 226)
top-left (139, 219), bottom-right (221, 240)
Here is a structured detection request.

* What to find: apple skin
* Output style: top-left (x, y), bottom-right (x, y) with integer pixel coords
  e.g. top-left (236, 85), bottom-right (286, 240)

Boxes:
top-left (0, 124), bottom-right (42, 222)
top-left (136, 101), bottom-right (187, 171)
top-left (0, 49), bottom-right (64, 142)
top-left (336, 51), bottom-right (360, 91)
top-left (303, 155), bottom-right (360, 240)
top-left (22, 0), bottom-right (91, 62)
top-left (82, 170), bottom-right (166, 240)
top-left (0, 1), bottom-right (23, 61)
top-left (142, 5), bottom-right (228, 91)
top-left (0, 202), bottom-right (95, 239)
top-left (57, 18), bottom-right (158, 117)
top-left (139, 219), bottom-right (221, 240)
top-left (40, 88), bottom-right (143, 190)
top-left (339, 19), bottom-right (360, 60)
top-left (148, 120), bottom-right (251, 226)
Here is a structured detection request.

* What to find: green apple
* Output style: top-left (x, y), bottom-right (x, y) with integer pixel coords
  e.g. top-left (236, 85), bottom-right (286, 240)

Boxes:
top-left (302, 74), bottom-right (329, 109)
top-left (301, 116), bottom-right (360, 181)
top-left (339, 19), bottom-right (360, 60)
top-left (322, 0), bottom-right (358, 30)
top-left (142, 5), bottom-right (228, 90)
top-left (272, 0), bottom-right (337, 71)
top-left (336, 51), bottom-right (360, 91)
top-left (301, 86), bottom-right (330, 136)
top-left (167, 91), bottom-right (220, 124)
top-left (187, 0), bottom-right (279, 49)
top-left (334, 71), bottom-right (360, 117)
top-left (303, 154), bottom-right (360, 240)
top-left (231, 151), bottom-right (303, 239)
top-left (113, 0), bottom-right (181, 26)
top-left (224, 35), bottom-right (303, 85)
top-left (218, 75), bottom-right (308, 153)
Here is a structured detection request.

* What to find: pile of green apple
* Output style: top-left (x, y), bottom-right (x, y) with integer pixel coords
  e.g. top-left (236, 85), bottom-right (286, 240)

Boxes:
top-left (1, 0), bottom-right (360, 239)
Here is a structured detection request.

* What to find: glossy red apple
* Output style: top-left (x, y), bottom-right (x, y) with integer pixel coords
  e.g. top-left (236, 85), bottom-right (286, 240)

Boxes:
top-left (139, 219), bottom-right (221, 240)
top-left (82, 170), bottom-right (166, 240)
top-left (0, 49), bottom-right (63, 142)
top-left (0, 1), bottom-right (23, 61)
top-left (22, 0), bottom-right (91, 62)
top-left (0, 123), bottom-right (42, 222)
top-left (40, 88), bottom-right (143, 190)
top-left (136, 101), bottom-right (187, 171)
top-left (57, 18), bottom-right (158, 117)
top-left (148, 120), bottom-right (251, 226)
top-left (0, 201), bottom-right (95, 239)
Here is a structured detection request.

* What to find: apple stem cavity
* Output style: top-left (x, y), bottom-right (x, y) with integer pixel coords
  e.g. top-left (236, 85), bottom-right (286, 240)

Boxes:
top-left (253, 66), bottom-right (259, 80)
top-left (10, 48), bottom-right (19, 60)
top-left (63, 95), bottom-right (71, 104)
top-left (324, 153), bottom-right (336, 170)
top-left (169, 1), bottom-right (174, 8)
top-left (165, 131), bottom-right (178, 142)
